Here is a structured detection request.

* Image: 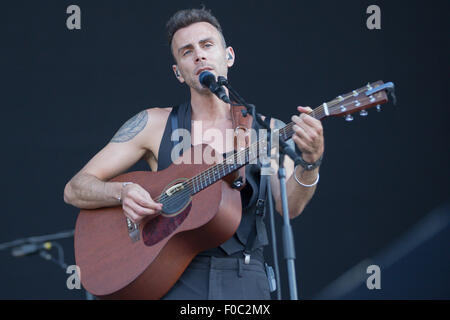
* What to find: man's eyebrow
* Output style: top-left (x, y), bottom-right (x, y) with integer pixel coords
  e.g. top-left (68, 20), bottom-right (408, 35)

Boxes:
top-left (198, 37), bottom-right (214, 44)
top-left (178, 43), bottom-right (193, 54)
top-left (177, 38), bottom-right (215, 54)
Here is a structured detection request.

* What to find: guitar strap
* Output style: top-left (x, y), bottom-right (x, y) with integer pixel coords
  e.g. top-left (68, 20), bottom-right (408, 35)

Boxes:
top-left (243, 116), bottom-right (271, 264)
top-left (230, 105), bottom-right (253, 190)
top-left (170, 104), bottom-right (179, 151)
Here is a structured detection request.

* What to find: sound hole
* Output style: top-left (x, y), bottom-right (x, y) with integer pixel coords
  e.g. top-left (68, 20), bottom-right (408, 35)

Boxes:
top-left (160, 182), bottom-right (191, 216)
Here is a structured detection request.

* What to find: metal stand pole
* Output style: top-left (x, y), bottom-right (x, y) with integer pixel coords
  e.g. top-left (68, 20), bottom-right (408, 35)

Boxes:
top-left (219, 77), bottom-right (299, 299)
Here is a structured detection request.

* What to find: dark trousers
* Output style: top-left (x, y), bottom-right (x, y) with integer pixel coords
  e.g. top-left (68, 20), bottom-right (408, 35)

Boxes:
top-left (161, 256), bottom-right (272, 300)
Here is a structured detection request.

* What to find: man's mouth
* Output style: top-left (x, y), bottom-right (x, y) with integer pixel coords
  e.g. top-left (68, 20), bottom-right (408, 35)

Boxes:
top-left (196, 67), bottom-right (214, 76)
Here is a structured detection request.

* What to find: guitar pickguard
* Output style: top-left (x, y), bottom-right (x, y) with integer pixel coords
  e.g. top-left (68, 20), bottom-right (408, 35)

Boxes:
top-left (142, 202), bottom-right (192, 246)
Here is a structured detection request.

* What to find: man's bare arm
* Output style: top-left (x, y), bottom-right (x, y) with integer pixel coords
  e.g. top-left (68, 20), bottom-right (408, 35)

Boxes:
top-left (63, 109), bottom-right (162, 220)
top-left (269, 114), bottom-right (323, 219)
top-left (63, 173), bottom-right (123, 209)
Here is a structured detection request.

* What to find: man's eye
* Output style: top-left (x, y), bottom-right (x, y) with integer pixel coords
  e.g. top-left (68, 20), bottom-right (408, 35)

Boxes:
top-left (183, 50), bottom-right (191, 56)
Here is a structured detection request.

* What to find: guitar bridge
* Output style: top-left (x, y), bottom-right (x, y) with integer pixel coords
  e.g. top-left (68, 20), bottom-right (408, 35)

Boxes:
top-left (165, 183), bottom-right (184, 196)
top-left (126, 218), bottom-right (140, 243)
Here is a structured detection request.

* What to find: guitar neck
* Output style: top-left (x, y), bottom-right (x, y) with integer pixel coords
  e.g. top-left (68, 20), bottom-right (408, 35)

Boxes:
top-left (186, 121), bottom-right (304, 196)
top-left (183, 81), bottom-right (391, 196)
top-left (276, 107), bottom-right (326, 143)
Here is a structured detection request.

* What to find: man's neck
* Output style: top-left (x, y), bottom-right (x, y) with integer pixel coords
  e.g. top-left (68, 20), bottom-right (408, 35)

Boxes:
top-left (190, 89), bottom-right (231, 123)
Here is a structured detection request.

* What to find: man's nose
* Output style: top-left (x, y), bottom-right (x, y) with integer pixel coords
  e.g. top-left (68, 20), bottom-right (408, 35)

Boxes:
top-left (194, 49), bottom-right (207, 63)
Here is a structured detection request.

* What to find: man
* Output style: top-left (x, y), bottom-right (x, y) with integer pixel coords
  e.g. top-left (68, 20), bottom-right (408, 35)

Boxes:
top-left (64, 8), bottom-right (324, 299)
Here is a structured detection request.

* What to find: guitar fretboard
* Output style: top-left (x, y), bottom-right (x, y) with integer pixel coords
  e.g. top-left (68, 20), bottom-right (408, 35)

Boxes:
top-left (173, 82), bottom-right (385, 197)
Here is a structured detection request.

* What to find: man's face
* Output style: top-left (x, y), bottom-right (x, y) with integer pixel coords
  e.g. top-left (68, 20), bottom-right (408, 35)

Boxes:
top-left (171, 22), bottom-right (234, 92)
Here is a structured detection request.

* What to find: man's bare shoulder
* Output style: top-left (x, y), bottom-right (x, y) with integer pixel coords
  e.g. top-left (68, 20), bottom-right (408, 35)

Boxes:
top-left (109, 107), bottom-right (171, 144)
top-left (145, 106), bottom-right (172, 132)
top-left (147, 106), bottom-right (172, 116)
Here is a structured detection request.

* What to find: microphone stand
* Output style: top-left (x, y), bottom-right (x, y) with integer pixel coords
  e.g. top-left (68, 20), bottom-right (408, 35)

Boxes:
top-left (218, 77), bottom-right (299, 300)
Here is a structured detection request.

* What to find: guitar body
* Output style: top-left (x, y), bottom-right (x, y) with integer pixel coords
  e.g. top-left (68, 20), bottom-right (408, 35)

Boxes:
top-left (74, 144), bottom-right (242, 299)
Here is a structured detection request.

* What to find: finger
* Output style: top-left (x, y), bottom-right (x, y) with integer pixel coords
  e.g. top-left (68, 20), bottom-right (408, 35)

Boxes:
top-left (292, 124), bottom-right (313, 145)
top-left (296, 105), bottom-right (321, 128)
top-left (293, 134), bottom-right (324, 162)
top-left (292, 116), bottom-right (316, 140)
top-left (293, 114), bottom-right (322, 141)
top-left (300, 119), bottom-right (321, 142)
top-left (291, 114), bottom-right (308, 127)
top-left (127, 200), bottom-right (160, 216)
top-left (123, 207), bottom-right (141, 223)
top-left (135, 188), bottom-right (163, 209)
top-left (129, 192), bottom-right (163, 210)
top-left (292, 135), bottom-right (314, 154)
top-left (141, 190), bottom-right (160, 205)
top-left (138, 197), bottom-right (163, 210)
top-left (300, 113), bottom-right (322, 130)
top-left (297, 106), bottom-right (313, 113)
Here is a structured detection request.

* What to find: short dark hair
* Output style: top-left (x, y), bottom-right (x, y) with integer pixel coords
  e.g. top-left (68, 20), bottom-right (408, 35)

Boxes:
top-left (166, 8), bottom-right (226, 53)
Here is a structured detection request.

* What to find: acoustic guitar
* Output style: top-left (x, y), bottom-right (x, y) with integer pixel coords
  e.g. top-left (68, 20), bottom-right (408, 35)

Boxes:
top-left (74, 81), bottom-right (395, 299)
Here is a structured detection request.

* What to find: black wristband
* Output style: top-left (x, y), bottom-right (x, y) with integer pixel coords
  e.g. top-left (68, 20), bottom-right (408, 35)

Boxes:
top-left (295, 154), bottom-right (323, 171)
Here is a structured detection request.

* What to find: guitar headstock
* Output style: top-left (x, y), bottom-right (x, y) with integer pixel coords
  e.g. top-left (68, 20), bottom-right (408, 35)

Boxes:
top-left (277, 81), bottom-right (396, 143)
top-left (317, 81), bottom-right (395, 121)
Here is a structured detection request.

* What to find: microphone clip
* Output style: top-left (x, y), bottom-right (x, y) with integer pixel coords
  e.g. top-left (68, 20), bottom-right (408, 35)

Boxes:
top-left (217, 76), bottom-right (228, 86)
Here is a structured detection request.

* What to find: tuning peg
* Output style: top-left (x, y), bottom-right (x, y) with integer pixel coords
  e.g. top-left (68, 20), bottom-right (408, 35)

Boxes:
top-left (360, 110), bottom-right (368, 117)
top-left (344, 114), bottom-right (354, 122)
top-left (376, 104), bottom-right (382, 112)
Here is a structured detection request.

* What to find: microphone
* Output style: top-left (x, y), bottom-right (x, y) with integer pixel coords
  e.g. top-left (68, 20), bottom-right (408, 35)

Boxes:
top-left (11, 242), bottom-right (52, 257)
top-left (199, 71), bottom-right (231, 104)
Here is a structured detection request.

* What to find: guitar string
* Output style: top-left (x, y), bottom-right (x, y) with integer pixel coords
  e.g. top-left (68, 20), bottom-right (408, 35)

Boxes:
top-left (154, 91), bottom-right (379, 207)
top-left (180, 88), bottom-right (378, 192)
top-left (154, 92), bottom-right (378, 208)
top-left (155, 92), bottom-right (378, 208)
top-left (188, 84), bottom-right (380, 187)
top-left (171, 90), bottom-right (374, 199)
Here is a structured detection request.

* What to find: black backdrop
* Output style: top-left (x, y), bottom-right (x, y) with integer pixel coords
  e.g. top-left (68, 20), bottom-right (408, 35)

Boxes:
top-left (1, 0), bottom-right (449, 299)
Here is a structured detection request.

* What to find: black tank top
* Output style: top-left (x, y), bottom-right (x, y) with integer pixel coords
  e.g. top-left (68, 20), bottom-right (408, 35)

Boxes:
top-left (157, 102), bottom-right (269, 256)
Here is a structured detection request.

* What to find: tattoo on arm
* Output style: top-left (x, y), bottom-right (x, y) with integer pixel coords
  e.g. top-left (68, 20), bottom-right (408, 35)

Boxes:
top-left (111, 110), bottom-right (148, 143)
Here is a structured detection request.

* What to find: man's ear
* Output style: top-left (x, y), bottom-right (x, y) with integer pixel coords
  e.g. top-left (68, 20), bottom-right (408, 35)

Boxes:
top-left (226, 47), bottom-right (235, 67)
top-left (172, 65), bottom-right (185, 83)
